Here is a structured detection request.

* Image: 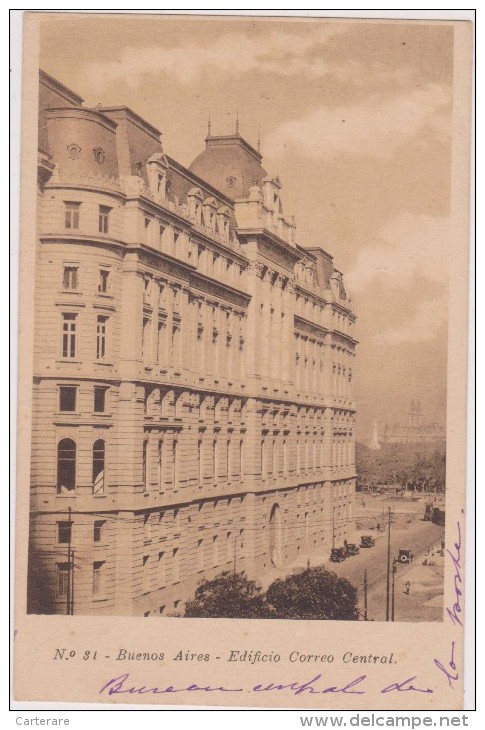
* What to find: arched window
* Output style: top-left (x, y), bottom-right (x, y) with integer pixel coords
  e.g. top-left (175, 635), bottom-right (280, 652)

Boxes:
top-left (57, 438), bottom-right (76, 493)
top-left (92, 439), bottom-right (105, 494)
top-left (269, 504), bottom-right (282, 567)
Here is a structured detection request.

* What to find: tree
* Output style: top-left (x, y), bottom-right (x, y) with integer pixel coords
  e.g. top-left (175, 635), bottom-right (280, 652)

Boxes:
top-left (265, 566), bottom-right (359, 620)
top-left (184, 571), bottom-right (272, 618)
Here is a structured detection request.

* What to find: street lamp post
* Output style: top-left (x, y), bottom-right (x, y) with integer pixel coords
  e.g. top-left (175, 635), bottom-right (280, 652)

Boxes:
top-left (66, 506), bottom-right (72, 616)
top-left (385, 507), bottom-right (392, 621)
top-left (391, 558), bottom-right (397, 622)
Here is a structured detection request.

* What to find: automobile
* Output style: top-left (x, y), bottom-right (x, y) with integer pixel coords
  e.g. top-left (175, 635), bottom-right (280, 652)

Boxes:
top-left (345, 543), bottom-right (360, 556)
top-left (360, 535), bottom-right (376, 548)
top-left (397, 549), bottom-right (414, 563)
top-left (330, 547), bottom-right (347, 562)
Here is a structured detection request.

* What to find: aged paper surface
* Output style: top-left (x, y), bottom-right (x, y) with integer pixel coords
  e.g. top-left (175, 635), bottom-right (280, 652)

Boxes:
top-left (14, 11), bottom-right (473, 710)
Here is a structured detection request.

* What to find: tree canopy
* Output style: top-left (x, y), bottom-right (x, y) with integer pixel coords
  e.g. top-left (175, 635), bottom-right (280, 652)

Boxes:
top-left (184, 571), bottom-right (272, 618)
top-left (356, 442), bottom-right (446, 492)
top-left (184, 567), bottom-right (359, 620)
top-left (266, 566), bottom-right (359, 621)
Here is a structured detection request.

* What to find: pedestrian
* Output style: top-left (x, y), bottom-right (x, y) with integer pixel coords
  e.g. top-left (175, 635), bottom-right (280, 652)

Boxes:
top-left (403, 580), bottom-right (411, 595)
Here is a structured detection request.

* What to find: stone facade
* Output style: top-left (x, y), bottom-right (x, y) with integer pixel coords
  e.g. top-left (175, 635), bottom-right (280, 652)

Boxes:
top-left (28, 71), bottom-right (357, 616)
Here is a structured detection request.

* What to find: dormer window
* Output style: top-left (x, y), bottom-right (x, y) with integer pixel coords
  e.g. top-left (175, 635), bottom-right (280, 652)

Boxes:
top-left (187, 187), bottom-right (204, 223)
top-left (146, 153), bottom-right (169, 198)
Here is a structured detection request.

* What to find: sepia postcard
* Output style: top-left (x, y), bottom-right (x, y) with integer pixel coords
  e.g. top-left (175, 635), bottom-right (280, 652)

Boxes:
top-left (13, 11), bottom-right (473, 710)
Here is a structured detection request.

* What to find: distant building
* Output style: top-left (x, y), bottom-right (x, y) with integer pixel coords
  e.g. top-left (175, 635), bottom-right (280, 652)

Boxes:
top-left (382, 401), bottom-right (445, 445)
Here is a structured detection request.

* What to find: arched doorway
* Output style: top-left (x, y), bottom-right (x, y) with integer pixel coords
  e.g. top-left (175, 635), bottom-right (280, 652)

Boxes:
top-left (269, 504), bottom-right (282, 567)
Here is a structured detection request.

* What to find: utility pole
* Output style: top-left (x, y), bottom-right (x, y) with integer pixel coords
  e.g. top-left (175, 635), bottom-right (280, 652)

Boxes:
top-left (66, 507), bottom-right (72, 616)
top-left (363, 569), bottom-right (368, 621)
top-left (332, 505), bottom-right (336, 548)
top-left (70, 550), bottom-right (75, 616)
top-left (385, 507), bottom-right (391, 621)
top-left (391, 559), bottom-right (396, 622)
top-left (233, 535), bottom-right (237, 575)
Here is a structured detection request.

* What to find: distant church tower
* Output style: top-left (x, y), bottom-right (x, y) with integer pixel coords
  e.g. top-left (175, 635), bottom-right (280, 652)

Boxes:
top-left (369, 420), bottom-right (381, 450)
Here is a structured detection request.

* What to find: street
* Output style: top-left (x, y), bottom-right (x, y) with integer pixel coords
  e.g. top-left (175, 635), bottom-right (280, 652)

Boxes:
top-left (325, 518), bottom-right (444, 622)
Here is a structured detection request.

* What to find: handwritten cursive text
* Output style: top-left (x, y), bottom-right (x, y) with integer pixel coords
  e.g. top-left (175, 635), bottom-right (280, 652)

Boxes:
top-left (99, 672), bottom-right (434, 698)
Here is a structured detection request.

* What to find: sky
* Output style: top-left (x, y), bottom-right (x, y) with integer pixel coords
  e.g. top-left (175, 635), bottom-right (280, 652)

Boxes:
top-left (38, 13), bottom-right (455, 441)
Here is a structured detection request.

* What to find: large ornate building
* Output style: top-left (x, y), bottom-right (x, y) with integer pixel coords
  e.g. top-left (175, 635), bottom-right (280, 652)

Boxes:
top-left (28, 70), bottom-right (357, 615)
top-left (382, 401), bottom-right (446, 445)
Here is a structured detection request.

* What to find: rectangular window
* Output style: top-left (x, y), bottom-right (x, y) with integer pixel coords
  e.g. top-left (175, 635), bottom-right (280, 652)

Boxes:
top-left (238, 439), bottom-right (243, 477)
top-left (142, 317), bottom-right (151, 363)
top-left (172, 548), bottom-right (180, 582)
top-left (197, 539), bottom-right (204, 571)
top-left (57, 521), bottom-right (72, 544)
top-left (144, 514), bottom-right (152, 543)
top-left (144, 217), bottom-right (152, 243)
top-left (98, 269), bottom-right (110, 293)
top-left (142, 441), bottom-right (148, 491)
top-left (158, 551), bottom-right (166, 586)
top-left (64, 202), bottom-right (80, 230)
top-left (159, 224), bottom-right (166, 248)
top-left (198, 439), bottom-right (203, 484)
top-left (62, 314), bottom-right (77, 358)
top-left (157, 321), bottom-right (165, 364)
top-left (96, 316), bottom-right (108, 359)
top-left (93, 520), bottom-right (105, 543)
top-left (157, 440), bottom-right (163, 490)
top-left (94, 386), bottom-right (107, 413)
top-left (98, 205), bottom-right (111, 234)
top-left (212, 439), bottom-right (217, 479)
top-left (272, 438), bottom-right (277, 474)
top-left (171, 440), bottom-right (177, 487)
top-left (63, 265), bottom-right (78, 290)
top-left (212, 535), bottom-right (219, 567)
top-left (59, 386), bottom-right (76, 412)
top-left (226, 439), bottom-right (230, 478)
top-left (56, 563), bottom-right (69, 598)
top-left (93, 561), bottom-right (105, 596)
top-left (171, 325), bottom-right (178, 365)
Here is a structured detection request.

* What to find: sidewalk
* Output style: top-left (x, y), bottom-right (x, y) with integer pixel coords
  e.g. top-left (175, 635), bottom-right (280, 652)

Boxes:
top-left (363, 541), bottom-right (444, 622)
